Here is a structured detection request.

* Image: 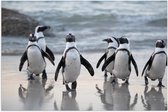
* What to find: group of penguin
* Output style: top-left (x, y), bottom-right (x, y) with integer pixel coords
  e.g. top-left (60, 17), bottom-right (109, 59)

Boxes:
top-left (19, 25), bottom-right (167, 91)
top-left (97, 37), bottom-right (167, 88)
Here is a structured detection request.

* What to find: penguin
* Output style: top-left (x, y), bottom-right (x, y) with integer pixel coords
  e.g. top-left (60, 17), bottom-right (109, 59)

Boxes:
top-left (19, 34), bottom-right (55, 80)
top-left (55, 33), bottom-right (94, 91)
top-left (35, 25), bottom-right (55, 61)
top-left (102, 37), bottom-right (138, 84)
top-left (142, 40), bottom-right (167, 87)
top-left (96, 36), bottom-right (119, 77)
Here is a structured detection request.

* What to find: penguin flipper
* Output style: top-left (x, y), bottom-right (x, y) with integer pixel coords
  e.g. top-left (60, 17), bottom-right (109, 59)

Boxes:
top-left (80, 55), bottom-right (94, 76)
top-left (130, 54), bottom-right (139, 76)
top-left (141, 55), bottom-right (153, 76)
top-left (166, 54), bottom-right (167, 66)
top-left (41, 49), bottom-right (55, 66)
top-left (55, 57), bottom-right (65, 81)
top-left (46, 46), bottom-right (55, 61)
top-left (96, 53), bottom-right (106, 68)
top-left (102, 53), bottom-right (115, 71)
top-left (19, 51), bottom-right (27, 71)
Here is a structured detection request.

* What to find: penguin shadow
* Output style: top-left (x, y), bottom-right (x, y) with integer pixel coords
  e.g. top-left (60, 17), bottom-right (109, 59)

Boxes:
top-left (54, 90), bottom-right (93, 111)
top-left (18, 77), bottom-right (54, 110)
top-left (141, 86), bottom-right (167, 110)
top-left (96, 77), bottom-right (138, 110)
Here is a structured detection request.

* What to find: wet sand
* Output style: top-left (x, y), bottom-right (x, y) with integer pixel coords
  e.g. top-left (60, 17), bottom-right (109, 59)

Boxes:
top-left (1, 52), bottom-right (167, 111)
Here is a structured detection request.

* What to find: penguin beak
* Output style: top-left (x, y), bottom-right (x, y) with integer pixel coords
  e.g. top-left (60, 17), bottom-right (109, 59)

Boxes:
top-left (37, 26), bottom-right (50, 32)
top-left (102, 38), bottom-right (113, 43)
top-left (43, 26), bottom-right (50, 30)
top-left (45, 26), bottom-right (50, 29)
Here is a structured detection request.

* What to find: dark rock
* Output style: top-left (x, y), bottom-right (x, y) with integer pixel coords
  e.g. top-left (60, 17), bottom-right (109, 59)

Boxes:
top-left (2, 8), bottom-right (39, 37)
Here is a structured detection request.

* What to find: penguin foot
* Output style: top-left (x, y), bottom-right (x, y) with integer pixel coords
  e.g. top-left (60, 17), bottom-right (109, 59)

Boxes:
top-left (157, 82), bottom-right (165, 87)
top-left (145, 81), bottom-right (148, 86)
top-left (28, 75), bottom-right (35, 80)
top-left (124, 80), bottom-right (129, 84)
top-left (71, 81), bottom-right (77, 90)
top-left (66, 85), bottom-right (71, 91)
top-left (42, 71), bottom-right (47, 80)
top-left (104, 73), bottom-right (107, 77)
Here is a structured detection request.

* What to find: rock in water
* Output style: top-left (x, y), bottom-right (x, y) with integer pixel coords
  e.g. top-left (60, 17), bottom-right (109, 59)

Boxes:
top-left (2, 8), bottom-right (39, 37)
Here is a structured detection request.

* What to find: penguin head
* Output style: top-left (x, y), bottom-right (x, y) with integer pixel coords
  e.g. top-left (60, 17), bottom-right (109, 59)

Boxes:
top-left (102, 38), bottom-right (113, 43)
top-left (29, 34), bottom-right (37, 42)
top-left (65, 33), bottom-right (75, 42)
top-left (156, 40), bottom-right (165, 48)
top-left (35, 25), bottom-right (50, 33)
top-left (118, 37), bottom-right (129, 44)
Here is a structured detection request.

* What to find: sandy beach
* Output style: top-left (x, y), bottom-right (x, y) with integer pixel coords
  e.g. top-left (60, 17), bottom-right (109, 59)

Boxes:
top-left (1, 51), bottom-right (167, 111)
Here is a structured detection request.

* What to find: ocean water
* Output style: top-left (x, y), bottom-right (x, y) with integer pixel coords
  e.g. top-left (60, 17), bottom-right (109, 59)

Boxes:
top-left (2, 1), bottom-right (167, 55)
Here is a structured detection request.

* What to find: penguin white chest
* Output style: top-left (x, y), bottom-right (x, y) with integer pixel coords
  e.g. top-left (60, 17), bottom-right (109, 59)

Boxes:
top-left (27, 47), bottom-right (46, 75)
top-left (64, 50), bottom-right (81, 83)
top-left (38, 39), bottom-right (46, 51)
top-left (113, 51), bottom-right (130, 79)
top-left (105, 48), bottom-right (115, 73)
top-left (147, 54), bottom-right (166, 79)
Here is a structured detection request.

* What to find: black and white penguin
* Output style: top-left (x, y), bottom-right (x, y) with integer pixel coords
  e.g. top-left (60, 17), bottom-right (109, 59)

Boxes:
top-left (102, 37), bottom-right (138, 84)
top-left (142, 40), bottom-right (167, 87)
top-left (55, 33), bottom-right (94, 91)
top-left (35, 25), bottom-right (55, 61)
top-left (96, 36), bottom-right (119, 77)
top-left (19, 34), bottom-right (55, 80)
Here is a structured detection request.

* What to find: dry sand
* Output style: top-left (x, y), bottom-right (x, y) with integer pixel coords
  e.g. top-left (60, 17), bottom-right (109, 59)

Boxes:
top-left (1, 52), bottom-right (167, 111)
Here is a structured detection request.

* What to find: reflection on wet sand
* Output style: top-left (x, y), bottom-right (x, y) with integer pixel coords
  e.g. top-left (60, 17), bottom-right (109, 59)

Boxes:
top-left (54, 91), bottom-right (93, 111)
top-left (61, 91), bottom-right (79, 110)
top-left (54, 91), bottom-right (79, 110)
top-left (141, 86), bottom-right (167, 110)
top-left (96, 77), bottom-right (138, 110)
top-left (18, 77), bottom-right (54, 110)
